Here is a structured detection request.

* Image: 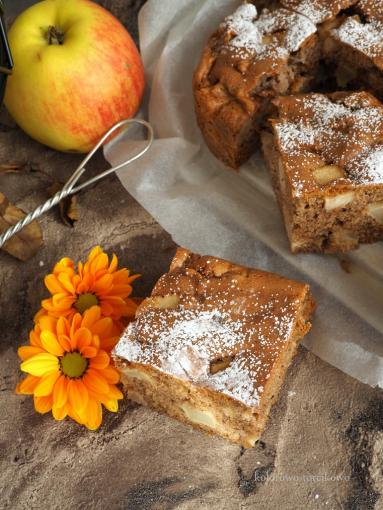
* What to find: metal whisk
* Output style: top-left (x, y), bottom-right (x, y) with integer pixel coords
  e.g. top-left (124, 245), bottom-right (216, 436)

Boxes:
top-left (0, 117), bottom-right (154, 249)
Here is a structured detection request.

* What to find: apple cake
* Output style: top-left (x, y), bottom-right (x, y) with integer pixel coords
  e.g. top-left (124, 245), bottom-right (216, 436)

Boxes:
top-left (113, 248), bottom-right (315, 447)
top-left (193, 3), bottom-right (319, 168)
top-left (262, 91), bottom-right (383, 253)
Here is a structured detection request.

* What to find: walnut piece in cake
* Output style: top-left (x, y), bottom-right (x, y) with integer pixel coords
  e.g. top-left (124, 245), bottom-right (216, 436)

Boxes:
top-left (262, 91), bottom-right (383, 253)
top-left (113, 248), bottom-right (315, 448)
top-left (193, 3), bottom-right (319, 168)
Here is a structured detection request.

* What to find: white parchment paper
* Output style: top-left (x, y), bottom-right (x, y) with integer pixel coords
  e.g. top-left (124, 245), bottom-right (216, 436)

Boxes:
top-left (104, 0), bottom-right (383, 388)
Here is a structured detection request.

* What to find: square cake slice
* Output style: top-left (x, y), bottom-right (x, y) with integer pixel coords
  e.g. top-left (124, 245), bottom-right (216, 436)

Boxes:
top-left (262, 91), bottom-right (383, 253)
top-left (193, 3), bottom-right (319, 169)
top-left (113, 248), bottom-right (315, 448)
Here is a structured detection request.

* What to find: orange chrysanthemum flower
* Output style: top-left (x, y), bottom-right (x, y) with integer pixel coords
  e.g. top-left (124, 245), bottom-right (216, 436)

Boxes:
top-left (16, 306), bottom-right (123, 430)
top-left (41, 246), bottom-right (139, 326)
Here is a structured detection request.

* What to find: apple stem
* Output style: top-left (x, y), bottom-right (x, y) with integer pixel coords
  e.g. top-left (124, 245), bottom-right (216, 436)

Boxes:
top-left (47, 26), bottom-right (64, 45)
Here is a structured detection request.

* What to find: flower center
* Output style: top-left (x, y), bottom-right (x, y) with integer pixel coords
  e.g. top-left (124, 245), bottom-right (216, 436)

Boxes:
top-left (60, 352), bottom-right (88, 378)
top-left (75, 292), bottom-right (99, 314)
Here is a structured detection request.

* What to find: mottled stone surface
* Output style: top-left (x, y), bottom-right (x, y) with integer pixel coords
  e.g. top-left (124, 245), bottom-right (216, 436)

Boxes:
top-left (1, 2), bottom-right (383, 509)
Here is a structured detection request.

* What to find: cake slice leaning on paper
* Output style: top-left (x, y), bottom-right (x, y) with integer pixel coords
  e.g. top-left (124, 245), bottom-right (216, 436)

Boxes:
top-left (112, 248), bottom-right (315, 448)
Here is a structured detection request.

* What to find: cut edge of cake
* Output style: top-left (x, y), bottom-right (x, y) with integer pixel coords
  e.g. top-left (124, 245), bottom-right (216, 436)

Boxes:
top-left (113, 248), bottom-right (315, 448)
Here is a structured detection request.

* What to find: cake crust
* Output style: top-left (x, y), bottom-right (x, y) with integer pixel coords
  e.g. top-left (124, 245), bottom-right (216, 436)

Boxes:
top-left (113, 248), bottom-right (315, 447)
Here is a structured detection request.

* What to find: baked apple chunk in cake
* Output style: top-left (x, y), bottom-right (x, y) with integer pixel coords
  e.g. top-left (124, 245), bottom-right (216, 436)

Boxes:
top-left (113, 248), bottom-right (315, 447)
top-left (262, 91), bottom-right (383, 253)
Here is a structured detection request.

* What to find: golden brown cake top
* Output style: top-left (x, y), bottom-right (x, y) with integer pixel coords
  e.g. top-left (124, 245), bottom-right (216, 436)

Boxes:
top-left (271, 92), bottom-right (383, 197)
top-left (280, 0), bottom-right (356, 24)
top-left (114, 249), bottom-right (312, 408)
top-left (331, 14), bottom-right (383, 69)
top-left (200, 4), bottom-right (317, 99)
top-left (220, 4), bottom-right (316, 58)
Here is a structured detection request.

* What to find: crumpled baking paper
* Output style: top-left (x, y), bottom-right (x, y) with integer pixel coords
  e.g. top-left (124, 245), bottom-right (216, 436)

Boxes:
top-left (104, 0), bottom-right (383, 388)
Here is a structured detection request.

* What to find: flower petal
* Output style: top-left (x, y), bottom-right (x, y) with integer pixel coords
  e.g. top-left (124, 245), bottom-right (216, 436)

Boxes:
top-left (88, 246), bottom-right (102, 263)
top-left (29, 326), bottom-right (43, 348)
top-left (52, 403), bottom-right (68, 421)
top-left (68, 405), bottom-right (86, 425)
top-left (52, 293), bottom-right (75, 311)
top-left (89, 351), bottom-right (110, 370)
top-left (91, 252), bottom-right (109, 273)
top-left (77, 335), bottom-right (91, 353)
top-left (92, 334), bottom-right (100, 350)
top-left (81, 346), bottom-right (98, 358)
top-left (57, 273), bottom-right (75, 294)
top-left (109, 284), bottom-right (133, 296)
top-left (44, 274), bottom-right (65, 294)
top-left (21, 353), bottom-right (59, 377)
top-left (53, 375), bottom-right (68, 408)
top-left (98, 366), bottom-right (120, 384)
top-left (53, 257), bottom-right (74, 274)
top-left (69, 314), bottom-right (83, 349)
top-left (56, 316), bottom-right (70, 337)
top-left (18, 345), bottom-right (44, 361)
top-left (34, 371), bottom-right (61, 397)
top-left (33, 308), bottom-right (46, 324)
top-left (108, 254), bottom-right (118, 273)
top-left (40, 331), bottom-right (64, 357)
top-left (91, 317), bottom-right (114, 340)
top-left (107, 384), bottom-right (124, 400)
top-left (68, 379), bottom-right (88, 413)
top-left (57, 334), bottom-right (71, 353)
top-left (99, 301), bottom-right (114, 317)
top-left (16, 375), bottom-right (40, 395)
top-left (101, 398), bottom-right (119, 413)
top-left (81, 306), bottom-right (101, 329)
top-left (92, 273), bottom-right (113, 294)
top-left (34, 395), bottom-right (53, 414)
top-left (99, 336), bottom-right (119, 352)
top-left (37, 315), bottom-right (58, 333)
top-left (83, 369), bottom-right (109, 394)
top-left (85, 398), bottom-right (102, 430)
top-left (74, 328), bottom-right (92, 352)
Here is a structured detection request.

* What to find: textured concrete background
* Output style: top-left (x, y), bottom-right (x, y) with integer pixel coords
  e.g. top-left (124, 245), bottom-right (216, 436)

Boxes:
top-left (1, 2), bottom-right (383, 509)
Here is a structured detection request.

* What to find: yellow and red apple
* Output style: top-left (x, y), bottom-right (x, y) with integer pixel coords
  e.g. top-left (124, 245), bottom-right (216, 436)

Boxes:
top-left (5, 0), bottom-right (145, 152)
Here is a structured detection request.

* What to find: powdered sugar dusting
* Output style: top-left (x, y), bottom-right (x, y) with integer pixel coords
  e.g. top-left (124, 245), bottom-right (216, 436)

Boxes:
top-left (333, 17), bottom-right (383, 61)
top-left (224, 4), bottom-right (261, 53)
top-left (223, 4), bottom-right (316, 59)
top-left (347, 144), bottom-right (383, 184)
top-left (274, 93), bottom-right (383, 194)
top-left (283, 0), bottom-right (328, 24)
top-left (114, 264), bottom-right (304, 408)
top-left (276, 122), bottom-right (316, 152)
top-left (356, 0), bottom-right (383, 21)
